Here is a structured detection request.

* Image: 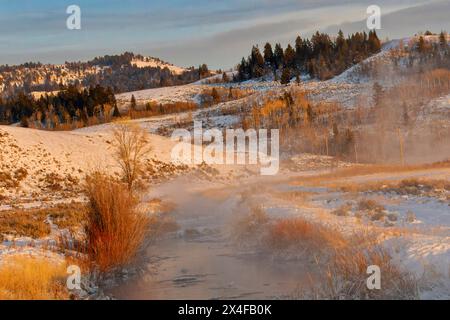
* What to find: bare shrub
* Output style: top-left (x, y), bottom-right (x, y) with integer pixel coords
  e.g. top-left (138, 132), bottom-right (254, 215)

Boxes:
top-left (370, 211), bottom-right (386, 221)
top-left (43, 172), bottom-right (64, 191)
top-left (0, 171), bottom-right (19, 188)
top-left (332, 203), bottom-right (353, 217)
top-left (357, 199), bottom-right (385, 212)
top-left (113, 124), bottom-right (151, 191)
top-left (84, 172), bottom-right (150, 272)
top-left (13, 167), bottom-right (28, 181)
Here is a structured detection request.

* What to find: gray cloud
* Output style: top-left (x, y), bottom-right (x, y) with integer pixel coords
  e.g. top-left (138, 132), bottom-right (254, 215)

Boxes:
top-left (0, 0), bottom-right (444, 67)
top-left (323, 0), bottom-right (450, 39)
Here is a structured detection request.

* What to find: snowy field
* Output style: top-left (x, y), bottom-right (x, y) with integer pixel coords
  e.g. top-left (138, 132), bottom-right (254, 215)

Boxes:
top-left (1, 37), bottom-right (449, 299)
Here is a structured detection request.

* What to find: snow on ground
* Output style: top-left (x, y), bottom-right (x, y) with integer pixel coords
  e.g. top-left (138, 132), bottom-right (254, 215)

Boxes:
top-left (193, 71), bottom-right (236, 84)
top-left (131, 57), bottom-right (186, 75)
top-left (115, 83), bottom-right (203, 106)
top-left (418, 94), bottom-right (450, 122)
top-left (0, 124), bottom-right (180, 208)
top-left (115, 74), bottom-right (283, 109)
top-left (115, 40), bottom-right (404, 113)
top-left (330, 40), bottom-right (399, 85)
top-left (1, 37), bottom-right (449, 298)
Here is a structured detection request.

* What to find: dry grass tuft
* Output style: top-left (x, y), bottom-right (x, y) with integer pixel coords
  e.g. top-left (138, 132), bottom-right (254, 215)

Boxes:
top-left (288, 229), bottom-right (420, 300)
top-left (0, 255), bottom-right (69, 300)
top-left (84, 172), bottom-right (150, 273)
top-left (334, 178), bottom-right (450, 205)
top-left (266, 217), bottom-right (348, 251)
top-left (233, 206), bottom-right (270, 244)
top-left (0, 203), bottom-right (86, 241)
top-left (293, 162), bottom-right (450, 188)
top-left (332, 203), bottom-right (353, 217)
top-left (48, 203), bottom-right (87, 233)
top-left (302, 246), bottom-right (419, 300)
top-left (0, 209), bottom-right (50, 240)
top-left (357, 199), bottom-right (385, 212)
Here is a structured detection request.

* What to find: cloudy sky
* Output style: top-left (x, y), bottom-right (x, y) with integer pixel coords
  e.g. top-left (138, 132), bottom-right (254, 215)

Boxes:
top-left (0, 0), bottom-right (448, 69)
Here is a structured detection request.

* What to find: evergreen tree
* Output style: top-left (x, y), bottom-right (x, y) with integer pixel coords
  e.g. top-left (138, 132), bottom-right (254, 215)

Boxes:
top-left (336, 30), bottom-right (346, 51)
top-left (112, 103), bottom-right (121, 118)
top-left (439, 31), bottom-right (448, 49)
top-left (418, 36), bottom-right (427, 54)
top-left (368, 30), bottom-right (381, 53)
top-left (222, 72), bottom-right (229, 82)
top-left (130, 94), bottom-right (137, 111)
top-left (250, 46), bottom-right (265, 78)
top-left (274, 43), bottom-right (284, 70)
top-left (295, 70), bottom-right (301, 86)
top-left (211, 88), bottom-right (220, 104)
top-left (295, 36), bottom-right (304, 69)
top-left (233, 30), bottom-right (383, 82)
top-left (280, 68), bottom-right (291, 85)
top-left (199, 64), bottom-right (209, 78)
top-left (284, 44), bottom-right (296, 69)
top-left (263, 43), bottom-right (274, 68)
top-left (238, 57), bottom-right (249, 81)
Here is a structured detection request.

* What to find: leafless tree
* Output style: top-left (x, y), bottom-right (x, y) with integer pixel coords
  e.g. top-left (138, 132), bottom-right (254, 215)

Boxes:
top-left (113, 123), bottom-right (151, 191)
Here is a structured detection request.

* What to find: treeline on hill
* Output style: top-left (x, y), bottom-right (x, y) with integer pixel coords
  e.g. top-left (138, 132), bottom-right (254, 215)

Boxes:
top-left (0, 85), bottom-right (120, 130)
top-left (361, 31), bottom-right (450, 81)
top-left (81, 52), bottom-right (210, 92)
top-left (236, 30), bottom-right (381, 83)
top-left (0, 52), bottom-right (211, 98)
top-left (407, 31), bottom-right (449, 65)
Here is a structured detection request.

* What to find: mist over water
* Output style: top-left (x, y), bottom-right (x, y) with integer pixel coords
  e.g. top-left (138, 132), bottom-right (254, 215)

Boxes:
top-left (107, 176), bottom-right (313, 299)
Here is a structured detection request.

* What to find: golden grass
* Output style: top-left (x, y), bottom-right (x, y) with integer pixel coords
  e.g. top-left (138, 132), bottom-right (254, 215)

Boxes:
top-left (271, 190), bottom-right (315, 204)
top-left (292, 161), bottom-right (450, 187)
top-left (0, 255), bottom-right (69, 300)
top-left (331, 203), bottom-right (353, 217)
top-left (357, 199), bottom-right (385, 212)
top-left (266, 217), bottom-right (348, 251)
top-left (85, 172), bottom-right (150, 273)
top-left (338, 178), bottom-right (450, 195)
top-left (0, 203), bottom-right (86, 241)
top-left (48, 203), bottom-right (87, 233)
top-left (288, 229), bottom-right (420, 299)
top-left (312, 246), bottom-right (419, 300)
top-left (0, 209), bottom-right (50, 240)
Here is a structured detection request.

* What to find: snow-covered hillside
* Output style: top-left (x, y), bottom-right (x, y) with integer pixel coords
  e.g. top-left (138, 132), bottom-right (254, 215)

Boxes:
top-left (0, 125), bottom-right (181, 210)
top-left (116, 83), bottom-right (203, 106)
top-left (131, 57), bottom-right (186, 75)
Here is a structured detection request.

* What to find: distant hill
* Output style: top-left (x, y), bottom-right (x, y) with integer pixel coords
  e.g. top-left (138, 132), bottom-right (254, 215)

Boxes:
top-left (0, 52), bottom-right (210, 98)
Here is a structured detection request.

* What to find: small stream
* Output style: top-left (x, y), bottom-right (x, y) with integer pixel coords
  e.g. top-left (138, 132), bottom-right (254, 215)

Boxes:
top-left (106, 177), bottom-right (310, 300)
